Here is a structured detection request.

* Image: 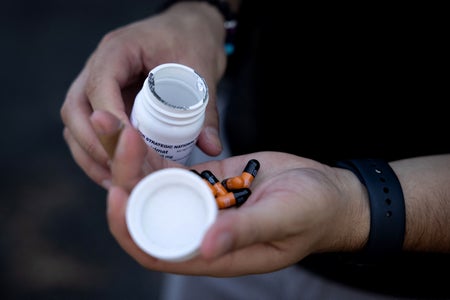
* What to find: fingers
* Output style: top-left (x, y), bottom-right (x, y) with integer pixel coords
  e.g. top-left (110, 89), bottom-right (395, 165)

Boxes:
top-left (84, 32), bottom-right (142, 120)
top-left (194, 204), bottom-right (296, 274)
top-left (200, 204), bottom-right (279, 258)
top-left (63, 127), bottom-right (112, 189)
top-left (108, 185), bottom-right (174, 270)
top-left (60, 65), bottom-right (120, 188)
top-left (107, 186), bottom-right (150, 260)
top-left (196, 118), bottom-right (223, 157)
top-left (85, 66), bottom-right (131, 120)
top-left (194, 72), bottom-right (223, 157)
top-left (61, 70), bottom-right (112, 188)
top-left (60, 36), bottom-right (141, 188)
top-left (61, 68), bottom-right (111, 162)
top-left (199, 173), bottom-right (313, 265)
top-left (111, 124), bottom-right (150, 192)
top-left (106, 154), bottom-right (318, 275)
top-left (106, 174), bottom-right (280, 276)
top-left (90, 110), bottom-right (124, 159)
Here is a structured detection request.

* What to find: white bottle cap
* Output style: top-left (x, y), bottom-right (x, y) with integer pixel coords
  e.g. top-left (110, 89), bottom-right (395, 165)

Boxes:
top-left (126, 168), bottom-right (218, 262)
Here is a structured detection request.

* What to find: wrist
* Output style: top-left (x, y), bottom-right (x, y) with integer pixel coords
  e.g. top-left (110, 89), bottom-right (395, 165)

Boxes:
top-left (336, 159), bottom-right (406, 258)
top-left (162, 0), bottom-right (237, 55)
top-left (331, 166), bottom-right (371, 252)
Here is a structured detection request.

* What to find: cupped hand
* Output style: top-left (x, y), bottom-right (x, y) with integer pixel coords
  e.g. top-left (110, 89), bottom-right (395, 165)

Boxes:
top-left (60, 2), bottom-right (228, 189)
top-left (106, 120), bottom-right (370, 276)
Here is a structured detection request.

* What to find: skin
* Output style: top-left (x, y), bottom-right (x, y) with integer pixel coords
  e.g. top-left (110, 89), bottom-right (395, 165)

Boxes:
top-left (95, 109), bottom-right (450, 276)
top-left (61, 2), bottom-right (227, 188)
top-left (61, 2), bottom-right (450, 277)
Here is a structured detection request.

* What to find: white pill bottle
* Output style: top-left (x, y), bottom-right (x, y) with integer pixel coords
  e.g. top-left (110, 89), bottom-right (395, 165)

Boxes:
top-left (130, 63), bottom-right (208, 165)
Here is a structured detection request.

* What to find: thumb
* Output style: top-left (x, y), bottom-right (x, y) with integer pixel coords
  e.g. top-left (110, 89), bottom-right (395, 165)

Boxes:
top-left (200, 203), bottom-right (283, 260)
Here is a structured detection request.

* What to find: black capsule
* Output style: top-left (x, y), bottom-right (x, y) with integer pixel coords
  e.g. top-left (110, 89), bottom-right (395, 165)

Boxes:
top-left (243, 159), bottom-right (260, 177)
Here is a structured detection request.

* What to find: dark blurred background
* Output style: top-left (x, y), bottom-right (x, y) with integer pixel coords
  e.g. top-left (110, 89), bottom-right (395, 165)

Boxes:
top-left (1, 1), bottom-right (166, 299)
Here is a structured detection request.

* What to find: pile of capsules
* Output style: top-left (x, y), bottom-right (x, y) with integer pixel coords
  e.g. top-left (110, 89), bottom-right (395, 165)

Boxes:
top-left (191, 159), bottom-right (260, 209)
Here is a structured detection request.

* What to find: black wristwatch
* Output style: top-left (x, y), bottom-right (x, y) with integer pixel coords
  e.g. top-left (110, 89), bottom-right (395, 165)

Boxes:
top-left (336, 158), bottom-right (406, 258)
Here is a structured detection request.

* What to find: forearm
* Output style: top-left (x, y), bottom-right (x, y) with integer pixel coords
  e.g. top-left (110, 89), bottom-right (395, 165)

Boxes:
top-left (164, 0), bottom-right (241, 23)
top-left (391, 154), bottom-right (450, 252)
top-left (151, 1), bottom-right (229, 94)
top-left (227, 0), bottom-right (241, 12)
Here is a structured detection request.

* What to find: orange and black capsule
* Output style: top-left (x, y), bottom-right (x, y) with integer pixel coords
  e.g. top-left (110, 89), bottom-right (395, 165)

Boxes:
top-left (200, 170), bottom-right (228, 197)
top-left (215, 188), bottom-right (252, 209)
top-left (191, 169), bottom-right (218, 196)
top-left (222, 159), bottom-right (260, 190)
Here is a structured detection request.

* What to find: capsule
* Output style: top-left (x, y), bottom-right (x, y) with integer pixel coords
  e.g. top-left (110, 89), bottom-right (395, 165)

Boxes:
top-left (200, 170), bottom-right (228, 196)
top-left (222, 159), bottom-right (260, 190)
top-left (191, 169), bottom-right (217, 196)
top-left (215, 188), bottom-right (251, 209)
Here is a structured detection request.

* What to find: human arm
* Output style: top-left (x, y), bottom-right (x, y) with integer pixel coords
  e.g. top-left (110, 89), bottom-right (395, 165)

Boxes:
top-left (104, 116), bottom-right (450, 276)
top-left (391, 156), bottom-right (450, 252)
top-left (60, 1), bottom-right (229, 189)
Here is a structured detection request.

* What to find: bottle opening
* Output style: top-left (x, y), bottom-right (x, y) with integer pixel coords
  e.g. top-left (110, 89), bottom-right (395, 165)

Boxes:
top-left (148, 63), bottom-right (208, 110)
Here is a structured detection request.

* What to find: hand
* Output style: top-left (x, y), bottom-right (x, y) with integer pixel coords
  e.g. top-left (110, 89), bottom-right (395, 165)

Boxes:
top-left (60, 2), bottom-right (228, 189)
top-left (105, 114), bottom-right (370, 276)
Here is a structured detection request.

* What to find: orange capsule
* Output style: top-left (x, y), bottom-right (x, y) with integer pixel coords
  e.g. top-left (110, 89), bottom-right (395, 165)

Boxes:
top-left (215, 188), bottom-right (251, 209)
top-left (191, 169), bottom-right (217, 196)
top-left (200, 170), bottom-right (228, 196)
top-left (222, 159), bottom-right (260, 190)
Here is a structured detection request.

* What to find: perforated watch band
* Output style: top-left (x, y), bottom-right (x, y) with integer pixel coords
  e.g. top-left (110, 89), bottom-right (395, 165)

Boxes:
top-left (336, 158), bottom-right (406, 257)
